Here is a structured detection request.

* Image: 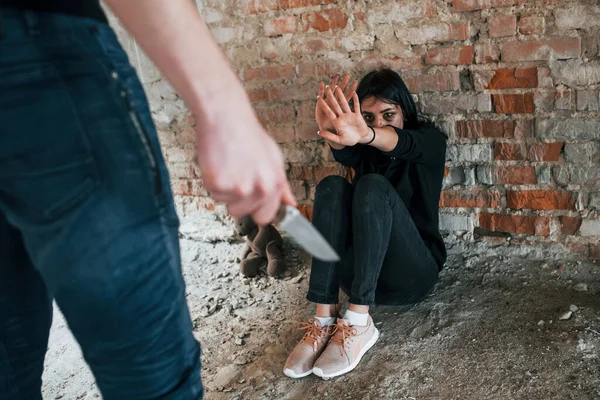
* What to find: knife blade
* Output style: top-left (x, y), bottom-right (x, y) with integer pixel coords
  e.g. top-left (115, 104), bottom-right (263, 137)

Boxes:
top-left (277, 206), bottom-right (340, 262)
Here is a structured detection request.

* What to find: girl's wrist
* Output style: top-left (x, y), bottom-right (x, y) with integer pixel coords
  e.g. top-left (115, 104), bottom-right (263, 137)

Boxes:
top-left (360, 126), bottom-right (376, 145)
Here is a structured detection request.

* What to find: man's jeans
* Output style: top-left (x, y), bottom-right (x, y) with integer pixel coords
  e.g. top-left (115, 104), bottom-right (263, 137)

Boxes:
top-left (0, 9), bottom-right (203, 400)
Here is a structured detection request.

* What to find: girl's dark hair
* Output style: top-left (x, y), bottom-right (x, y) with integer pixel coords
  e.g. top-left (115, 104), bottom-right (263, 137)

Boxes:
top-left (355, 68), bottom-right (427, 130)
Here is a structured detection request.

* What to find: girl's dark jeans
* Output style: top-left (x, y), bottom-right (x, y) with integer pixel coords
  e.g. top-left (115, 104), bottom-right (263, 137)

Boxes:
top-left (307, 174), bottom-right (439, 307)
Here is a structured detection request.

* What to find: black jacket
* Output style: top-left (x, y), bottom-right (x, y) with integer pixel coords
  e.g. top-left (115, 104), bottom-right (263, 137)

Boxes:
top-left (331, 123), bottom-right (447, 270)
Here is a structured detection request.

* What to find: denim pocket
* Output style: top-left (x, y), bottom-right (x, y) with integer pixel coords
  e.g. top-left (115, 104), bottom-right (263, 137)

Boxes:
top-left (0, 60), bottom-right (99, 223)
top-left (83, 22), bottom-right (163, 198)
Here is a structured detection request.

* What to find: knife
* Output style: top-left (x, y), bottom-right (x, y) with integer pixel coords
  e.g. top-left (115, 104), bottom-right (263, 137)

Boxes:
top-left (274, 205), bottom-right (340, 262)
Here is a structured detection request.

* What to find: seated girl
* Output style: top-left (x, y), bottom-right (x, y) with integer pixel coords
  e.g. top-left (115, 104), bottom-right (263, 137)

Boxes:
top-left (284, 69), bottom-right (447, 380)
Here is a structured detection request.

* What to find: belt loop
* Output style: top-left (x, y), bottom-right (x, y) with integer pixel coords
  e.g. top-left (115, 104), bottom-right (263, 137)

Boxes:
top-left (23, 10), bottom-right (41, 36)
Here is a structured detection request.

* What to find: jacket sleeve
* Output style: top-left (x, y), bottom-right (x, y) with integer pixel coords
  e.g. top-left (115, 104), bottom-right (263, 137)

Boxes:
top-left (382, 125), bottom-right (447, 166)
top-left (330, 145), bottom-right (362, 169)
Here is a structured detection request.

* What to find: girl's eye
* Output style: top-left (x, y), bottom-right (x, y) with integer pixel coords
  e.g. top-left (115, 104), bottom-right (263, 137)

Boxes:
top-left (363, 115), bottom-right (373, 121)
top-left (384, 113), bottom-right (396, 120)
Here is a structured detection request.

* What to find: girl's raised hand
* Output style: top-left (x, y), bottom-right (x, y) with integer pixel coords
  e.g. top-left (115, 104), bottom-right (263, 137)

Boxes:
top-left (315, 74), bottom-right (358, 133)
top-left (317, 86), bottom-right (370, 147)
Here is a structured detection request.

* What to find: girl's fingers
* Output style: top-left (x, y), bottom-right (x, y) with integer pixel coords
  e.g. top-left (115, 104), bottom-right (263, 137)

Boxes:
top-left (330, 74), bottom-right (340, 89)
top-left (339, 73), bottom-right (351, 93)
top-left (319, 130), bottom-right (342, 144)
top-left (352, 91), bottom-right (361, 115)
top-left (318, 81), bottom-right (325, 98)
top-left (346, 80), bottom-right (359, 101)
top-left (324, 86), bottom-right (344, 116)
top-left (335, 87), bottom-right (352, 113)
top-left (317, 97), bottom-right (338, 121)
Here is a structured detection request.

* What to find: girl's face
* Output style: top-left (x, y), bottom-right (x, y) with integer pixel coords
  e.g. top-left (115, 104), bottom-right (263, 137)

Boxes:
top-left (360, 96), bottom-right (404, 130)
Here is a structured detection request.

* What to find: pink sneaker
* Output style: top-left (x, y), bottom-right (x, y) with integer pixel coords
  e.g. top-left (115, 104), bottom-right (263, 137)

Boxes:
top-left (283, 319), bottom-right (333, 378)
top-left (312, 316), bottom-right (379, 379)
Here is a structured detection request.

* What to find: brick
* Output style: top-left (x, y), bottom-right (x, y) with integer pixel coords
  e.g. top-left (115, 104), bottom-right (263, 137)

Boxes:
top-left (492, 93), bottom-right (535, 113)
top-left (552, 167), bottom-right (600, 188)
top-left (533, 91), bottom-right (555, 112)
top-left (301, 8), bottom-right (348, 32)
top-left (243, 65), bottom-right (295, 82)
top-left (339, 34), bottom-right (375, 52)
top-left (447, 144), bottom-right (493, 162)
top-left (439, 214), bottom-right (472, 231)
top-left (582, 32), bottom-right (600, 58)
top-left (445, 167), bottom-right (469, 186)
top-left (536, 119), bottom-right (600, 141)
top-left (536, 166), bottom-right (551, 184)
top-left (479, 213), bottom-right (550, 236)
top-left (282, 141), bottom-right (322, 163)
top-left (554, 91), bottom-right (572, 110)
top-left (267, 124), bottom-right (295, 143)
top-left (440, 190), bottom-right (501, 208)
top-left (564, 143), bottom-right (599, 164)
top-left (247, 88), bottom-right (270, 103)
top-left (580, 220), bottom-right (600, 236)
top-left (554, 5), bottom-right (600, 31)
top-left (358, 55), bottom-right (423, 72)
top-left (527, 142), bottom-right (563, 162)
top-left (514, 119), bottom-right (534, 139)
top-left (576, 90), bottom-right (600, 111)
top-left (501, 38), bottom-right (581, 62)
top-left (452, 0), bottom-right (523, 12)
top-left (288, 165), bottom-right (313, 180)
top-left (476, 166), bottom-right (494, 185)
top-left (264, 16), bottom-right (297, 36)
top-left (495, 166), bottom-right (537, 184)
top-left (296, 62), bottom-right (338, 79)
top-left (279, 0), bottom-right (337, 10)
top-left (402, 23), bottom-right (470, 45)
top-left (489, 15), bottom-right (517, 38)
top-left (506, 190), bottom-right (576, 210)
top-left (487, 68), bottom-right (538, 89)
top-left (425, 46), bottom-right (474, 65)
top-left (406, 72), bottom-right (461, 93)
top-left (255, 104), bottom-right (296, 125)
top-left (456, 120), bottom-right (515, 139)
top-left (495, 142), bottom-right (525, 160)
top-left (560, 216), bottom-right (582, 235)
top-left (537, 67), bottom-right (554, 88)
top-left (519, 16), bottom-right (545, 35)
top-left (591, 243), bottom-right (600, 260)
top-left (290, 180), bottom-right (308, 201)
top-left (591, 192), bottom-right (600, 210)
top-left (368, 0), bottom-right (436, 23)
top-left (551, 60), bottom-right (600, 87)
top-left (295, 122), bottom-right (320, 141)
top-left (475, 43), bottom-right (500, 63)
top-left (420, 93), bottom-right (491, 114)
top-left (246, 0), bottom-right (278, 14)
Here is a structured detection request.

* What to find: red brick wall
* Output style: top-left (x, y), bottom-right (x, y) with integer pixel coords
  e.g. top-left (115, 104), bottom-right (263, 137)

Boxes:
top-left (165, 0), bottom-right (600, 258)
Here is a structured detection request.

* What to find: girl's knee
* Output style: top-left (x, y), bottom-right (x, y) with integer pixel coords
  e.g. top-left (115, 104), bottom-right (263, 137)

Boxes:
top-left (315, 175), bottom-right (352, 197)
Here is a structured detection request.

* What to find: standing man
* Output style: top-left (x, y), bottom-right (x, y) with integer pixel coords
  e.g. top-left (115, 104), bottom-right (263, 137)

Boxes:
top-left (0, 1), bottom-right (295, 399)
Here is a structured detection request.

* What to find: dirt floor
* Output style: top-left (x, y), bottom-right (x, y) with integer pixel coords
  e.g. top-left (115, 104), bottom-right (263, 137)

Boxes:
top-left (42, 209), bottom-right (600, 400)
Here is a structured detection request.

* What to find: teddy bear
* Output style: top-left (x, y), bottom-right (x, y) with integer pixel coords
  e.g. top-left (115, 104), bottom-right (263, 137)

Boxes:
top-left (235, 215), bottom-right (285, 277)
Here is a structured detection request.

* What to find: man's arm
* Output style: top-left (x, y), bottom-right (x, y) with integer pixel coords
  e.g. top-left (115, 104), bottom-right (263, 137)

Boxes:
top-left (104, 0), bottom-right (295, 224)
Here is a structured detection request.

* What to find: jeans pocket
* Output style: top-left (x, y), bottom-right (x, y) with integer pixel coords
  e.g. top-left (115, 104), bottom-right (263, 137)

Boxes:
top-left (0, 61), bottom-right (99, 223)
top-left (83, 22), bottom-right (163, 198)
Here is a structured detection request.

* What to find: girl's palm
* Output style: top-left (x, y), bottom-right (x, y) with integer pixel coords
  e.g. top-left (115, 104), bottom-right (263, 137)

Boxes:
top-left (315, 74), bottom-right (358, 131)
top-left (317, 86), bottom-right (369, 147)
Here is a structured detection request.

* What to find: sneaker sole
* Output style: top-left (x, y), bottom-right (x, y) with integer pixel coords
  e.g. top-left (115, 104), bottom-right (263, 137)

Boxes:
top-left (283, 368), bottom-right (313, 379)
top-left (312, 328), bottom-right (380, 380)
